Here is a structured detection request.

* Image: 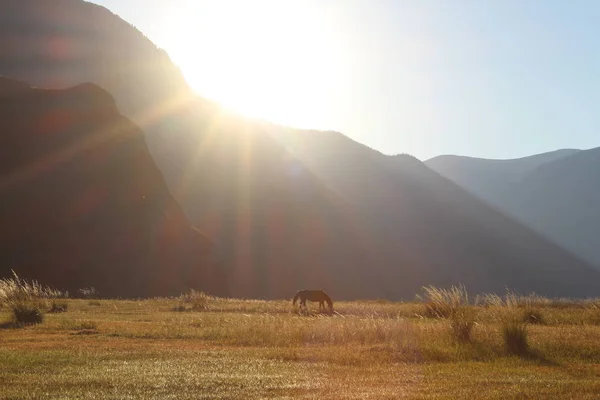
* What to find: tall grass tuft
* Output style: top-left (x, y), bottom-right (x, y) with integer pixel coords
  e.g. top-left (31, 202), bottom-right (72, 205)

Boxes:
top-left (420, 285), bottom-right (469, 318)
top-left (502, 320), bottom-right (529, 355)
top-left (522, 308), bottom-right (545, 324)
top-left (78, 287), bottom-right (98, 299)
top-left (179, 289), bottom-right (213, 311)
top-left (48, 301), bottom-right (68, 313)
top-left (11, 302), bottom-right (45, 325)
top-left (450, 308), bottom-right (475, 343)
top-left (0, 271), bottom-right (64, 306)
top-left (0, 271), bottom-right (64, 326)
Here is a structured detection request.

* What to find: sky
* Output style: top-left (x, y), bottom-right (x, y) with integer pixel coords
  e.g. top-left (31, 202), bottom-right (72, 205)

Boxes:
top-left (93, 0), bottom-right (600, 160)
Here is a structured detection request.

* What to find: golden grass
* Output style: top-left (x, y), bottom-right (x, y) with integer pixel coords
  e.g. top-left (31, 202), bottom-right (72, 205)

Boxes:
top-left (1, 296), bottom-right (600, 399)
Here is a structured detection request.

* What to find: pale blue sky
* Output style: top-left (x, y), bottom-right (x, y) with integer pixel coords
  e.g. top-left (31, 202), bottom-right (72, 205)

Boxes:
top-left (93, 0), bottom-right (600, 160)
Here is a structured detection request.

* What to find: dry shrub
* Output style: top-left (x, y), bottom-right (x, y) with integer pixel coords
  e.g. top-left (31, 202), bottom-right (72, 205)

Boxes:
top-left (420, 285), bottom-right (469, 318)
top-left (48, 301), bottom-right (68, 313)
top-left (0, 271), bottom-right (64, 326)
top-left (522, 308), bottom-right (545, 324)
top-left (502, 320), bottom-right (529, 355)
top-left (11, 302), bottom-right (45, 325)
top-left (450, 308), bottom-right (476, 343)
top-left (0, 271), bottom-right (64, 307)
top-left (180, 289), bottom-right (213, 311)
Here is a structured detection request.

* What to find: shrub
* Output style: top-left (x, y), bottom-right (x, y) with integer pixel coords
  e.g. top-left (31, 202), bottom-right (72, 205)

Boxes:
top-left (0, 271), bottom-right (64, 308)
top-left (180, 289), bottom-right (212, 311)
top-left (78, 287), bottom-right (98, 299)
top-left (450, 308), bottom-right (475, 343)
top-left (11, 302), bottom-right (45, 325)
top-left (522, 308), bottom-right (545, 324)
top-left (420, 285), bottom-right (469, 318)
top-left (48, 301), bottom-right (68, 313)
top-left (502, 321), bottom-right (529, 355)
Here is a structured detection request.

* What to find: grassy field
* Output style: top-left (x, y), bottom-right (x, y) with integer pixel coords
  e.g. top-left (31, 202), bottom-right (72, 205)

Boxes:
top-left (1, 292), bottom-right (600, 399)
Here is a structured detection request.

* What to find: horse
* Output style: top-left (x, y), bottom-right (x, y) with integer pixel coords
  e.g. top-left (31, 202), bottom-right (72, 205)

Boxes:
top-left (292, 289), bottom-right (333, 313)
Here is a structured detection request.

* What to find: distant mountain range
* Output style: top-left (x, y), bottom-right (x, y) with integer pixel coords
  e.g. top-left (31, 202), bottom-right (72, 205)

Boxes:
top-left (1, 0), bottom-right (598, 299)
top-left (427, 147), bottom-right (600, 269)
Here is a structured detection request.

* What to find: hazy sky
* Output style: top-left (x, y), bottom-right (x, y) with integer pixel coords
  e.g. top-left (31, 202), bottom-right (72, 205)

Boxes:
top-left (93, 0), bottom-right (600, 160)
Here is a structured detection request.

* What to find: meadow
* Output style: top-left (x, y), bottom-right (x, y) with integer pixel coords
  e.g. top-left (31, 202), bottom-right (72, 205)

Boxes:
top-left (1, 279), bottom-right (600, 399)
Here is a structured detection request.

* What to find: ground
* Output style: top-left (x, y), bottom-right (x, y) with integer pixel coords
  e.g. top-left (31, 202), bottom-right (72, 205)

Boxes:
top-left (1, 297), bottom-right (600, 399)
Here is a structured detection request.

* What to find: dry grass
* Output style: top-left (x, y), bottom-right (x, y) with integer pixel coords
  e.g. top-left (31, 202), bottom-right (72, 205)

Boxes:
top-left (1, 289), bottom-right (600, 398)
top-left (420, 285), bottom-right (469, 318)
top-left (0, 271), bottom-right (64, 307)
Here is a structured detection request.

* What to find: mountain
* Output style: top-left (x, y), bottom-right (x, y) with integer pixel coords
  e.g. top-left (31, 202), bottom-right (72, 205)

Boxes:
top-left (1, 0), bottom-right (599, 299)
top-left (425, 149), bottom-right (581, 208)
top-left (426, 148), bottom-right (600, 269)
top-left (0, 77), bottom-right (227, 298)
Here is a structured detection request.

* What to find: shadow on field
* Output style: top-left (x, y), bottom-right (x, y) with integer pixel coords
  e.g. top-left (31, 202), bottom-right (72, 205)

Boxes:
top-left (520, 350), bottom-right (560, 367)
top-left (0, 321), bottom-right (17, 329)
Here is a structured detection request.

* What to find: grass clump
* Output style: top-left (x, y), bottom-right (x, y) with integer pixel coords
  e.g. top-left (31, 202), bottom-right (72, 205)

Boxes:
top-left (0, 271), bottom-right (65, 326)
top-left (11, 302), bottom-right (45, 325)
top-left (179, 289), bottom-right (212, 311)
top-left (502, 320), bottom-right (529, 355)
top-left (0, 271), bottom-right (64, 306)
top-left (420, 285), bottom-right (469, 318)
top-left (78, 287), bottom-right (98, 299)
top-left (522, 308), bottom-right (545, 325)
top-left (450, 308), bottom-right (475, 343)
top-left (48, 301), bottom-right (68, 313)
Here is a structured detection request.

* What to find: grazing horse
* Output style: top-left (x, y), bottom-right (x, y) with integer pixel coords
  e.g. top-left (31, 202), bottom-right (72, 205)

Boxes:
top-left (293, 289), bottom-right (333, 313)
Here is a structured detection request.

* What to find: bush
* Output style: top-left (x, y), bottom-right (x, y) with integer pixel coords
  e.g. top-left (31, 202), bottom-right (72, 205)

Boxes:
top-left (11, 302), bottom-right (45, 325)
top-left (420, 285), bottom-right (469, 318)
top-left (78, 287), bottom-right (98, 299)
top-left (179, 289), bottom-right (212, 311)
top-left (502, 321), bottom-right (529, 355)
top-left (0, 271), bottom-right (64, 308)
top-left (522, 308), bottom-right (545, 324)
top-left (48, 301), bottom-right (68, 313)
top-left (450, 309), bottom-right (475, 343)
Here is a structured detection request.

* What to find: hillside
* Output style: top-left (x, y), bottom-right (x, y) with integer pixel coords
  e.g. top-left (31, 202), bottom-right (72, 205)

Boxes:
top-left (425, 149), bottom-right (581, 208)
top-left (426, 148), bottom-right (600, 268)
top-left (0, 77), bottom-right (227, 298)
top-left (1, 0), bottom-right (599, 299)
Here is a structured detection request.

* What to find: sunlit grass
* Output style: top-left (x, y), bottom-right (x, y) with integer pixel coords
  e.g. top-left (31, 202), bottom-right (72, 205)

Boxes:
top-left (1, 290), bottom-right (600, 398)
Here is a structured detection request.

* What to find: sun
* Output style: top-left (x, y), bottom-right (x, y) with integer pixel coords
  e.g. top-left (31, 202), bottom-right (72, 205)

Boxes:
top-left (165, 0), bottom-right (346, 129)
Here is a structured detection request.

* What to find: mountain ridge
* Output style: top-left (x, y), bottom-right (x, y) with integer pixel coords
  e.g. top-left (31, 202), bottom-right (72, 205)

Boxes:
top-left (427, 147), bottom-right (600, 269)
top-left (1, 0), bottom-right (599, 299)
top-left (0, 76), bottom-right (227, 298)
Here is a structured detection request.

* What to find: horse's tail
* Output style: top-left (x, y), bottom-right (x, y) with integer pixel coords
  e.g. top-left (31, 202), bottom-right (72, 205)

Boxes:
top-left (293, 291), bottom-right (301, 307)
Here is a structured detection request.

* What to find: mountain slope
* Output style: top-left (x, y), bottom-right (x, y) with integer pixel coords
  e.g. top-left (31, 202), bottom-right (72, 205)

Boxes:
top-left (508, 147), bottom-right (600, 267)
top-left (272, 128), bottom-right (600, 297)
top-left (425, 149), bottom-right (581, 208)
top-left (1, 0), bottom-right (599, 299)
top-left (426, 148), bottom-right (600, 268)
top-left (0, 77), bottom-right (227, 297)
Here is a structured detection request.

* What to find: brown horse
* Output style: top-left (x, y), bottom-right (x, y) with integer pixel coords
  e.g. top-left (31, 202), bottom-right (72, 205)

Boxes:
top-left (293, 289), bottom-right (333, 312)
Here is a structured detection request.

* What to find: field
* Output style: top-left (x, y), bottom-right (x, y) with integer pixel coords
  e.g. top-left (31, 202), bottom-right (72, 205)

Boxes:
top-left (2, 291), bottom-right (600, 399)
